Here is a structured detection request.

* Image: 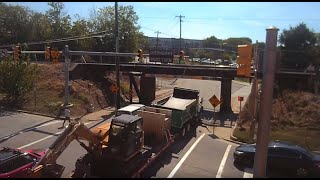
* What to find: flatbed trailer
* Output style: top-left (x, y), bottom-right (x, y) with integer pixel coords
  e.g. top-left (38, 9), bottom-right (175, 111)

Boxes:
top-left (73, 108), bottom-right (176, 178)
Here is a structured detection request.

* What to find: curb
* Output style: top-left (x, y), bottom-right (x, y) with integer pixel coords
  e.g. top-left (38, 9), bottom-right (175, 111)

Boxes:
top-left (8, 108), bottom-right (60, 120)
top-left (232, 80), bottom-right (250, 86)
top-left (229, 122), bottom-right (243, 143)
top-left (221, 137), bottom-right (245, 145)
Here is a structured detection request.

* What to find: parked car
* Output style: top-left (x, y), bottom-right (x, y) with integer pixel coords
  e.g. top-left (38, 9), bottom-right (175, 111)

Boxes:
top-left (0, 147), bottom-right (46, 178)
top-left (233, 140), bottom-right (320, 177)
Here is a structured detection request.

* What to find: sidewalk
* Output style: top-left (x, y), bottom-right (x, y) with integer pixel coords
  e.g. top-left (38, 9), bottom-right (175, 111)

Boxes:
top-left (78, 107), bottom-right (115, 123)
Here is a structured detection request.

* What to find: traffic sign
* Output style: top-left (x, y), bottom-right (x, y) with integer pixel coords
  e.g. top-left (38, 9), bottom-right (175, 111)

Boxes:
top-left (0, 49), bottom-right (8, 58)
top-left (149, 48), bottom-right (174, 63)
top-left (209, 95), bottom-right (221, 108)
top-left (238, 96), bottom-right (244, 101)
top-left (110, 84), bottom-right (119, 93)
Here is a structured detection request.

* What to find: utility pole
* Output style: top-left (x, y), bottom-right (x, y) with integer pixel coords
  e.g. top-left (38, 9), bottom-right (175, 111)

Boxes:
top-left (249, 40), bottom-right (259, 143)
top-left (155, 31), bottom-right (161, 49)
top-left (115, 2), bottom-right (120, 110)
top-left (176, 15), bottom-right (185, 52)
top-left (253, 27), bottom-right (279, 178)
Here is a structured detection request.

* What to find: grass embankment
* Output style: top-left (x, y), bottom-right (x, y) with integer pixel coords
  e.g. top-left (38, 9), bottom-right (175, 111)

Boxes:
top-left (1, 63), bottom-right (137, 118)
top-left (234, 90), bottom-right (320, 151)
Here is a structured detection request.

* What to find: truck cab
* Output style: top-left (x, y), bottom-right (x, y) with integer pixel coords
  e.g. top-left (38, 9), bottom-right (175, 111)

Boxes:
top-left (108, 114), bottom-right (144, 160)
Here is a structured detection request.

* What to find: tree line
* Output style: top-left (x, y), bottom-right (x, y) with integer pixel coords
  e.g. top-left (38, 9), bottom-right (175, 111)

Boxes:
top-left (0, 2), bottom-right (148, 53)
top-left (1, 2), bottom-right (319, 69)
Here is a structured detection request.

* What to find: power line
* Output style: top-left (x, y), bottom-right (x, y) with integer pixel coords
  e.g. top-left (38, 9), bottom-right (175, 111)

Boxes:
top-left (188, 18), bottom-right (320, 21)
top-left (140, 16), bottom-right (320, 21)
top-left (140, 26), bottom-right (178, 38)
top-left (0, 30), bottom-right (110, 48)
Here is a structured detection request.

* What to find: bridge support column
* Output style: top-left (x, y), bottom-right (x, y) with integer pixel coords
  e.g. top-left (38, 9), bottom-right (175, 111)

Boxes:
top-left (220, 78), bottom-right (233, 113)
top-left (140, 73), bottom-right (156, 105)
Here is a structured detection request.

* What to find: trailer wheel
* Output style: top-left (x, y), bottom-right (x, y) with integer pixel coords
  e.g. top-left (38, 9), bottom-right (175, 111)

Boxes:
top-left (73, 153), bottom-right (93, 178)
top-left (181, 127), bottom-right (186, 137)
top-left (186, 123), bottom-right (190, 132)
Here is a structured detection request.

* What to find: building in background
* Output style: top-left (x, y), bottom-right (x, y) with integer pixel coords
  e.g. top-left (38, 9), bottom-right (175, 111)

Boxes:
top-left (146, 37), bottom-right (204, 54)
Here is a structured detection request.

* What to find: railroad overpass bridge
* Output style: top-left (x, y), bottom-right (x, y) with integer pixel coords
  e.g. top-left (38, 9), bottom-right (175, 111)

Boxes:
top-left (69, 62), bottom-right (314, 113)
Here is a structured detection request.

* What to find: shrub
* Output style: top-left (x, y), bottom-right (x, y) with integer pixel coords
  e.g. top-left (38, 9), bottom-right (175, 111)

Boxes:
top-left (0, 57), bottom-right (39, 106)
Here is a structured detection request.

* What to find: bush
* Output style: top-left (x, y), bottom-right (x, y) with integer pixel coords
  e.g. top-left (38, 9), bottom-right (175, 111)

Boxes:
top-left (0, 57), bottom-right (39, 106)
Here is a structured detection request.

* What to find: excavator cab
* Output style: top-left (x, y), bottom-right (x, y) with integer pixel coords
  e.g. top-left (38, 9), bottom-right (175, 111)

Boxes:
top-left (108, 114), bottom-right (144, 161)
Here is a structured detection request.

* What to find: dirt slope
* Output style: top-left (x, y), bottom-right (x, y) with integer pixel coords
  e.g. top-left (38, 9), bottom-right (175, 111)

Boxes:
top-left (22, 63), bottom-right (108, 118)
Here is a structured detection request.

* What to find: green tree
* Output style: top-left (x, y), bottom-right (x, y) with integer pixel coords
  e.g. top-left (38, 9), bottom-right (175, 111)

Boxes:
top-left (306, 35), bottom-right (320, 94)
top-left (46, 2), bottom-right (71, 39)
top-left (0, 57), bottom-right (39, 106)
top-left (68, 15), bottom-right (93, 50)
top-left (0, 3), bottom-right (33, 45)
top-left (203, 36), bottom-right (221, 48)
top-left (224, 37), bottom-right (252, 46)
top-left (88, 5), bottom-right (145, 54)
top-left (279, 22), bottom-right (317, 68)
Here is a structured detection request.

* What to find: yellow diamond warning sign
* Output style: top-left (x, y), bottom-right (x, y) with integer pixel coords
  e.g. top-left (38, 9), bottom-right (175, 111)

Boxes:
top-left (110, 84), bottom-right (119, 93)
top-left (209, 95), bottom-right (221, 108)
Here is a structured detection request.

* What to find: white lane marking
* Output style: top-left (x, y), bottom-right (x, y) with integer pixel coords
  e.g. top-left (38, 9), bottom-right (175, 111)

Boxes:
top-left (216, 145), bottom-right (232, 178)
top-left (167, 133), bottom-right (206, 178)
top-left (17, 122), bottom-right (92, 149)
top-left (0, 121), bottom-right (61, 141)
top-left (36, 121), bottom-right (61, 128)
top-left (243, 168), bottom-right (253, 178)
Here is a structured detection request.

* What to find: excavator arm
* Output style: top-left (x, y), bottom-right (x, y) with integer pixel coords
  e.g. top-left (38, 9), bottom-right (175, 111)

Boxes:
top-left (29, 121), bottom-right (105, 178)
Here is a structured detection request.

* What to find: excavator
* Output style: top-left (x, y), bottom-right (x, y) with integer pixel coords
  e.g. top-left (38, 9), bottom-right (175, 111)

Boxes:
top-left (27, 121), bottom-right (110, 178)
top-left (25, 87), bottom-right (202, 178)
top-left (26, 113), bottom-right (169, 178)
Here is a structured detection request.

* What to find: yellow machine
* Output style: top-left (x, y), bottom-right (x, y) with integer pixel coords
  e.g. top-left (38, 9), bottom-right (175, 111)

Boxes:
top-left (27, 110), bottom-right (175, 178)
top-left (28, 121), bottom-right (110, 178)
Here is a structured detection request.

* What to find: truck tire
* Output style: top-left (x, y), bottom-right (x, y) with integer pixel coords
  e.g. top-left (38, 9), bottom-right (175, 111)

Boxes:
top-left (181, 127), bottom-right (186, 137)
top-left (73, 153), bottom-right (93, 178)
top-left (186, 123), bottom-right (190, 132)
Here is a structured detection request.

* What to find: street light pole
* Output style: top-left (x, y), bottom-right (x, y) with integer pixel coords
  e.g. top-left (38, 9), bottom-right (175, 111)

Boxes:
top-left (253, 26), bottom-right (279, 178)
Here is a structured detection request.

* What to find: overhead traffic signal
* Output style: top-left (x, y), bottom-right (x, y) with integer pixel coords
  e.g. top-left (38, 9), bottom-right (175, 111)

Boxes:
top-left (45, 47), bottom-right (51, 61)
top-left (179, 50), bottom-right (185, 64)
top-left (51, 48), bottom-right (60, 64)
top-left (138, 49), bottom-right (143, 63)
top-left (236, 44), bottom-right (252, 77)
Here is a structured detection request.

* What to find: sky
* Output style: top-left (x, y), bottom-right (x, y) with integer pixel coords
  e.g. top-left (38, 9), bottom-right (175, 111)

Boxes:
top-left (5, 2), bottom-right (320, 43)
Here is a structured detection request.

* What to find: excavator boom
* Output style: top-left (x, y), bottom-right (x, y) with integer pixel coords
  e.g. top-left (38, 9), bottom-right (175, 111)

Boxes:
top-left (29, 121), bottom-right (108, 178)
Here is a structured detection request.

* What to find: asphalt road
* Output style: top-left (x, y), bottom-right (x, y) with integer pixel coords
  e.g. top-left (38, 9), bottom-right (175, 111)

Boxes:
top-left (0, 111), bottom-right (106, 178)
top-left (0, 109), bottom-right (255, 178)
top-left (0, 79), bottom-right (253, 178)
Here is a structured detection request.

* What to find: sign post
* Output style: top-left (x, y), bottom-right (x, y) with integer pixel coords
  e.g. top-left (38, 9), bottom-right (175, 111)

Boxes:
top-left (209, 95), bottom-right (221, 133)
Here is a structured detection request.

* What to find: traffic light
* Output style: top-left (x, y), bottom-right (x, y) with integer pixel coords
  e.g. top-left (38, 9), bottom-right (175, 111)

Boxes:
top-left (138, 49), bottom-right (143, 63)
top-left (14, 45), bottom-right (21, 61)
top-left (179, 50), bottom-right (185, 64)
top-left (51, 48), bottom-right (60, 64)
top-left (236, 44), bottom-right (252, 77)
top-left (45, 47), bottom-right (51, 61)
